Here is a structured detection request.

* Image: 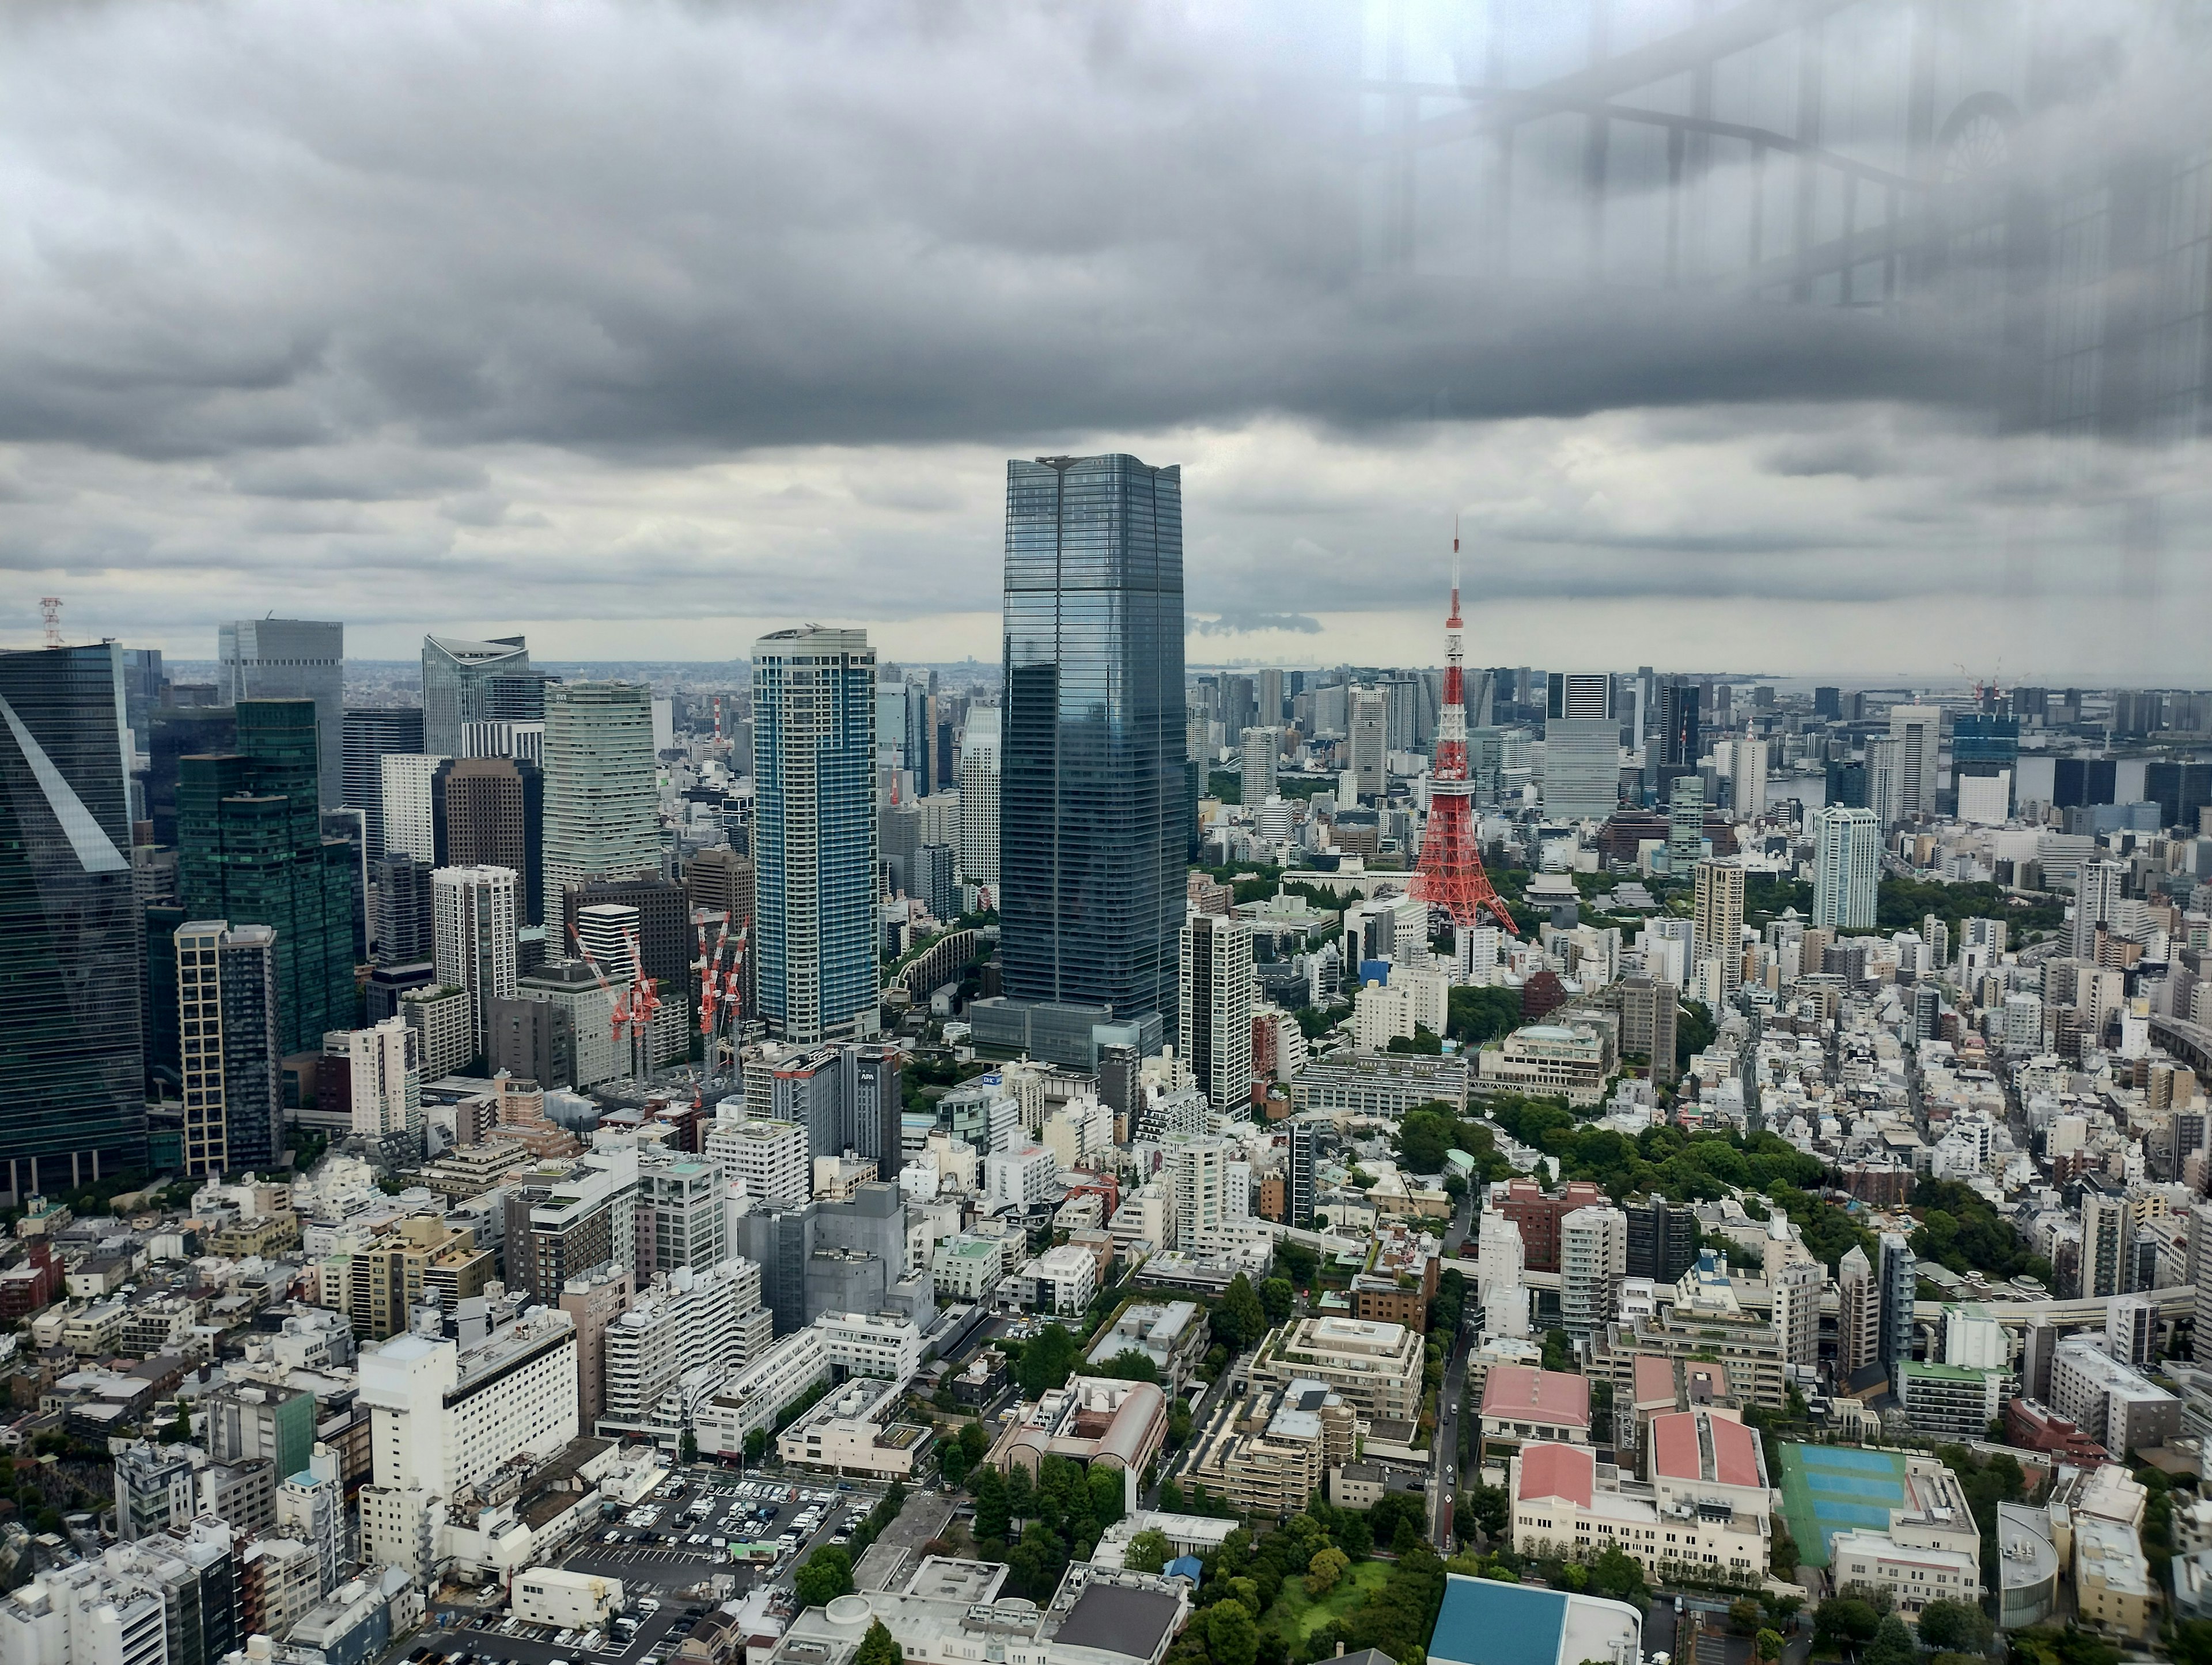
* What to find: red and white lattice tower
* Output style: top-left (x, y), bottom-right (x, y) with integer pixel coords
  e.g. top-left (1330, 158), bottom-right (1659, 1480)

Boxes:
top-left (1410, 530), bottom-right (1517, 934)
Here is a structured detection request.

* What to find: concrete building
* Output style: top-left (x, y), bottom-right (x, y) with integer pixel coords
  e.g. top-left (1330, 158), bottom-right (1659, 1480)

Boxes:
top-left (1479, 1366), bottom-right (1592, 1450)
top-left (514, 1568), bottom-right (625, 1630)
top-left (1186, 1377), bottom-right (1355, 1516)
top-left (175, 920), bottom-right (282, 1177)
top-left (1012, 1244), bottom-right (1098, 1315)
top-left (1691, 860), bottom-right (1744, 993)
top-left (931, 1233), bottom-right (1012, 1303)
top-left (704, 1116), bottom-right (810, 1207)
top-left (989, 1375), bottom-right (1169, 1511)
top-left (1476, 1022), bottom-right (1617, 1107)
top-left (221, 617), bottom-right (345, 807)
top-left (692, 1329), bottom-right (832, 1458)
top-left (2048, 1336), bottom-right (2183, 1455)
top-left (812, 1311), bottom-right (923, 1386)
top-left (1251, 1317), bottom-right (1423, 1423)
top-left (433, 863), bottom-right (520, 1062)
top-left (1812, 805), bottom-right (1881, 930)
top-left (777, 1377), bottom-right (930, 1479)
top-left (1560, 1204), bottom-right (1627, 1341)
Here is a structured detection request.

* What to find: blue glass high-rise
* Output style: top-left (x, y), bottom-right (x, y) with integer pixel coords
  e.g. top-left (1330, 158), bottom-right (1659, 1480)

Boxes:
top-left (1000, 454), bottom-right (1187, 1034)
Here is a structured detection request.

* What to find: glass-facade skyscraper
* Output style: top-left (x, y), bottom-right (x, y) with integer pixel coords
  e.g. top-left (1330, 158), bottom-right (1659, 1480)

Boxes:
top-left (0, 643), bottom-right (148, 1190)
top-left (178, 699), bottom-right (360, 1055)
top-left (421, 634), bottom-right (532, 756)
top-left (541, 681), bottom-right (661, 926)
top-left (218, 618), bottom-right (345, 808)
top-left (752, 627), bottom-right (878, 1045)
top-left (1001, 454), bottom-right (1186, 1034)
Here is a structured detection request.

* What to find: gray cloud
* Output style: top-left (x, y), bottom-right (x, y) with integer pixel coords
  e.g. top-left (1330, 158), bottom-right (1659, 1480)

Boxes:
top-left (1, 0), bottom-right (2207, 674)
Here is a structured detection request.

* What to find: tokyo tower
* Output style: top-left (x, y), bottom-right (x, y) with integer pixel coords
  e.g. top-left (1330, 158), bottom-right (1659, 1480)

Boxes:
top-left (1410, 530), bottom-right (1517, 934)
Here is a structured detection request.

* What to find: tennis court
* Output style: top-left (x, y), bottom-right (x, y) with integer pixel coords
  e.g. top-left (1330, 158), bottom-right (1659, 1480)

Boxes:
top-left (1775, 1444), bottom-right (1908, 1568)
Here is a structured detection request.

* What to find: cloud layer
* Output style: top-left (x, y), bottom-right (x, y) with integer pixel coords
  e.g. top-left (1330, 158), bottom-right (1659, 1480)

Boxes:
top-left (3, 0), bottom-right (2208, 676)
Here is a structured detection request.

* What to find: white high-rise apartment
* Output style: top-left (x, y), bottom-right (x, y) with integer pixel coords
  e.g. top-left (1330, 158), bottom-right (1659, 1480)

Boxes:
top-left (1476, 1209), bottom-right (1530, 1338)
top-left (601, 1260), bottom-right (768, 1430)
top-left (433, 864), bottom-right (518, 1059)
top-left (380, 753), bottom-right (449, 862)
top-left (1858, 736), bottom-right (1897, 828)
top-left (1772, 1258), bottom-right (1823, 1368)
top-left (335, 1017), bottom-right (422, 1141)
top-left (1836, 1245), bottom-right (1879, 1375)
top-left (1161, 1135), bottom-right (1236, 1251)
top-left (2074, 859), bottom-right (2128, 957)
top-left (1887, 704), bottom-right (1941, 822)
top-left (1180, 913), bottom-right (1254, 1110)
top-left (1812, 805), bottom-right (1881, 930)
top-left (1734, 735), bottom-right (1768, 818)
top-left (1240, 727), bottom-right (1280, 805)
top-left (542, 681), bottom-right (661, 924)
top-left (703, 1117), bottom-right (810, 1207)
top-left (1559, 1204), bottom-right (1626, 1340)
top-left (956, 708), bottom-right (1001, 887)
top-left (1692, 860), bottom-right (1744, 992)
top-left (176, 920), bottom-right (281, 1178)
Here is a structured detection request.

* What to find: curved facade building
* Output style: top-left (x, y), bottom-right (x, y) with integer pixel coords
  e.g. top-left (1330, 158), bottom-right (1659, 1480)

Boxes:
top-left (1000, 454), bottom-right (1185, 1038)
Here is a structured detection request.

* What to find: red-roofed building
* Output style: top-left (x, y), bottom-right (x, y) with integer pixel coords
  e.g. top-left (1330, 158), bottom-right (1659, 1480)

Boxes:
top-left (2007, 1397), bottom-right (2111, 1467)
top-left (1480, 1365), bottom-right (1592, 1451)
top-left (1509, 1419), bottom-right (1772, 1581)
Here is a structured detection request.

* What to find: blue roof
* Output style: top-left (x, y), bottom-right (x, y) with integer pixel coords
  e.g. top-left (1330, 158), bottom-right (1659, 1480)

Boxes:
top-left (1430, 1576), bottom-right (1566, 1665)
top-left (1166, 1555), bottom-right (1203, 1583)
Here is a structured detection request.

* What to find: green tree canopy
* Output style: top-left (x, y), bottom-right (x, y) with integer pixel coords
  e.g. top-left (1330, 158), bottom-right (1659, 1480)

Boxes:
top-left (794, 1545), bottom-right (855, 1607)
top-left (1018, 1323), bottom-right (1083, 1397)
top-left (1861, 1614), bottom-right (1916, 1665)
top-left (1258, 1277), bottom-right (1295, 1325)
top-left (1916, 1600), bottom-right (1993, 1654)
top-left (854, 1621), bottom-right (903, 1665)
top-left (1126, 1528), bottom-right (1171, 1574)
top-left (1213, 1273), bottom-right (1268, 1349)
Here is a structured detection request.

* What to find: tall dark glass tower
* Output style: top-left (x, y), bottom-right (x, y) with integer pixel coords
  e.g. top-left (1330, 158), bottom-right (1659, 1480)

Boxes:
top-left (1001, 454), bottom-right (1186, 1035)
top-left (0, 643), bottom-right (148, 1192)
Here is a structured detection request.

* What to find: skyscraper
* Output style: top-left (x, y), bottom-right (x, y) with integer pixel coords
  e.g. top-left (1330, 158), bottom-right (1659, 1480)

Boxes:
top-left (1286, 1120), bottom-right (1319, 1232)
top-left (1001, 455), bottom-right (1186, 1040)
top-left (175, 920), bottom-right (281, 1177)
top-left (178, 699), bottom-right (358, 1055)
top-left (1666, 773), bottom-right (1706, 862)
top-left (1656, 680), bottom-right (1700, 771)
top-left (0, 643), bottom-right (147, 1190)
top-left (370, 853), bottom-right (435, 965)
top-left (443, 756), bottom-right (544, 926)
top-left (1179, 913), bottom-right (1254, 1111)
top-left (1878, 1231), bottom-right (1916, 1380)
top-left (957, 707), bottom-right (1001, 888)
top-left (1691, 859), bottom-right (1744, 992)
top-left (421, 635), bottom-right (531, 756)
top-left (433, 865), bottom-right (520, 1063)
top-left (1240, 726), bottom-right (1279, 805)
top-left (541, 681), bottom-right (660, 926)
top-left (1836, 1245), bottom-right (1878, 1377)
top-left (2073, 859), bottom-right (2128, 958)
top-left (1812, 805), bottom-right (1880, 930)
top-left (1733, 735), bottom-right (1768, 817)
top-left (219, 619), bottom-right (344, 808)
top-left (752, 627), bottom-right (880, 1044)
top-left (1887, 704), bottom-right (1941, 822)
top-left (1347, 687), bottom-right (1388, 800)
top-left (342, 706), bottom-right (423, 862)
top-left (1543, 672), bottom-right (1620, 820)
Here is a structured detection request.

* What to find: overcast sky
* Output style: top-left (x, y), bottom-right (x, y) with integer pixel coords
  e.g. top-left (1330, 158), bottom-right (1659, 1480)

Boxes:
top-left (6, 0), bottom-right (2209, 679)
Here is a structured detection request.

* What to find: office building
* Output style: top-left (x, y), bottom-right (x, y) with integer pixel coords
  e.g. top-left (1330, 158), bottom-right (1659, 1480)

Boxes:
top-left (379, 752), bottom-right (445, 864)
top-left (753, 627), bottom-right (880, 1044)
top-left (1656, 680), bottom-right (1700, 771)
top-left (2048, 1337), bottom-right (2183, 1456)
top-left (1179, 914), bottom-right (1253, 1112)
top-left (442, 756), bottom-right (544, 926)
top-left (1812, 805), bottom-right (1880, 931)
top-left (512, 958), bottom-right (621, 1089)
top-left (175, 921), bottom-right (281, 1177)
top-left (219, 619), bottom-right (344, 808)
top-left (342, 706), bottom-right (424, 862)
top-left (1691, 860), bottom-right (1744, 993)
top-left (1543, 673), bottom-right (1619, 821)
top-left (541, 681), bottom-right (660, 925)
top-left (1618, 977), bottom-right (1678, 1084)
top-left (705, 1117), bottom-right (810, 1207)
top-left (370, 853), bottom-right (435, 966)
top-left (956, 707), bottom-right (1001, 887)
top-left (0, 643), bottom-right (148, 1190)
top-left (422, 635), bottom-right (531, 756)
top-left (146, 699), bottom-right (239, 848)
top-left (1888, 704), bottom-right (1941, 822)
top-left (1001, 454), bottom-right (1185, 1042)
top-left (1666, 773), bottom-right (1705, 863)
top-left (1878, 1232), bottom-right (1916, 1382)
top-left (177, 699), bottom-right (358, 1055)
top-left (433, 865), bottom-right (519, 1062)
top-left (1348, 687), bottom-right (1388, 800)
top-left (2074, 859), bottom-right (2128, 958)
top-left (1286, 1120), bottom-right (1319, 1233)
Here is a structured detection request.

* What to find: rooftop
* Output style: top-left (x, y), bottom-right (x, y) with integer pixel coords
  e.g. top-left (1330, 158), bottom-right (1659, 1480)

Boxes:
top-left (1429, 1573), bottom-right (1642, 1665)
top-left (1480, 1365), bottom-right (1591, 1428)
top-left (1649, 1409), bottom-right (1763, 1490)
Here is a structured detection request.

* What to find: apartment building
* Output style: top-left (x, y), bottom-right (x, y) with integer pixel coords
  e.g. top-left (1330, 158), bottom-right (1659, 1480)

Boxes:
top-left (1251, 1317), bottom-right (1424, 1424)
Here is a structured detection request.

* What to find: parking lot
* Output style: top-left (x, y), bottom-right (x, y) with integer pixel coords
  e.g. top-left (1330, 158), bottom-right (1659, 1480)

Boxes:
top-left (420, 1470), bottom-right (884, 1665)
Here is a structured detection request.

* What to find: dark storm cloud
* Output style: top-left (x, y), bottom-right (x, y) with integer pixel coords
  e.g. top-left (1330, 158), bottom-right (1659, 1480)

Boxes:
top-left (0, 0), bottom-right (2025, 469)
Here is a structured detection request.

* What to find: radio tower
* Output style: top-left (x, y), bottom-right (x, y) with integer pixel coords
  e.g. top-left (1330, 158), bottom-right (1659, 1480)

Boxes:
top-left (1411, 529), bottom-right (1516, 934)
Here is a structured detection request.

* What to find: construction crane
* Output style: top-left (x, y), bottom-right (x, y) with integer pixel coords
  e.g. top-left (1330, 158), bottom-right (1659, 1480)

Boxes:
top-left (39, 598), bottom-right (61, 648)
top-left (570, 920), bottom-right (660, 1084)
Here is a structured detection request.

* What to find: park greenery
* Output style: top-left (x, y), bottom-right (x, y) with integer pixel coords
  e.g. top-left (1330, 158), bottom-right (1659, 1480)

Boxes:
top-left (1910, 1179), bottom-right (2054, 1284)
